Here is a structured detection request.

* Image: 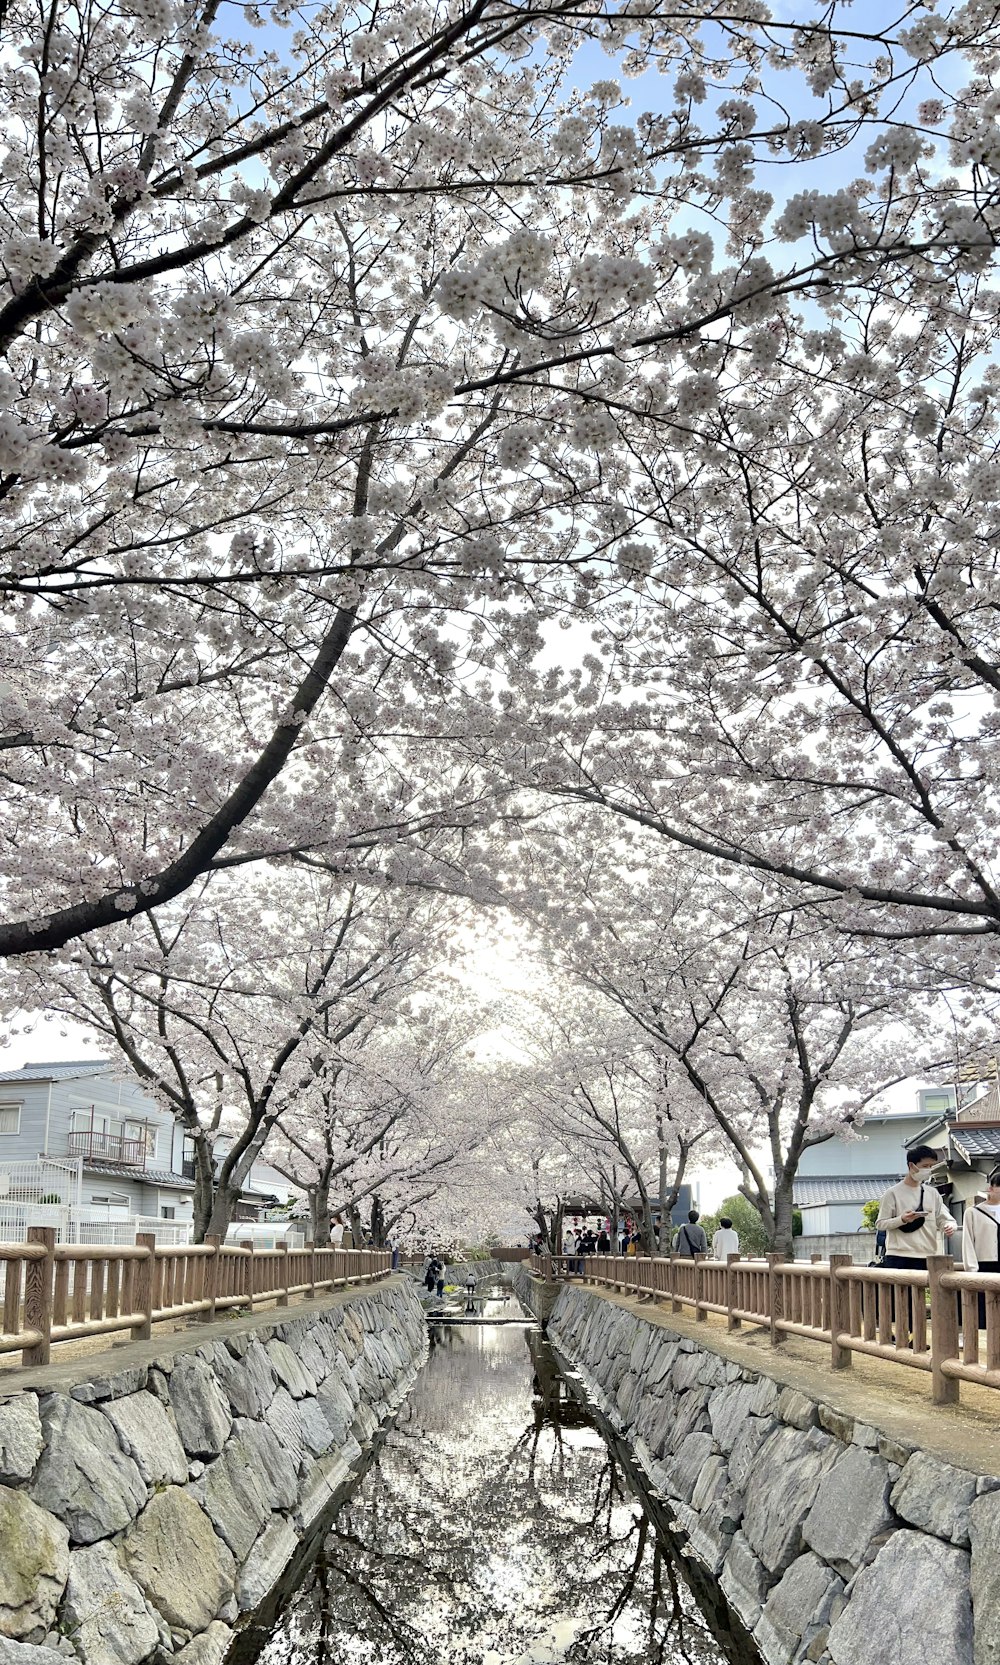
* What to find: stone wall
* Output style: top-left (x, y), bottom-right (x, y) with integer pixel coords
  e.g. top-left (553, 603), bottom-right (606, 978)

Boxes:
top-left (514, 1271), bottom-right (1000, 1665)
top-left (0, 1278), bottom-right (427, 1665)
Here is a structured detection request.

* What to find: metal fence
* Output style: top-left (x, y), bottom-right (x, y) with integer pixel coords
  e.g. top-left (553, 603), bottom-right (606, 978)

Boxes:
top-left (540, 1251), bottom-right (1000, 1406)
top-left (0, 1231), bottom-right (392, 1368)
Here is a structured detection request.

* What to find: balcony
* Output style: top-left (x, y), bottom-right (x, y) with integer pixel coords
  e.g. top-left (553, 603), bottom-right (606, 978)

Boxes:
top-left (67, 1130), bottom-right (148, 1168)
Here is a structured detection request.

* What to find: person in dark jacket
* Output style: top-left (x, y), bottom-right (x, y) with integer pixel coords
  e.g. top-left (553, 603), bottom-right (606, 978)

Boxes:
top-left (674, 1209), bottom-right (709, 1258)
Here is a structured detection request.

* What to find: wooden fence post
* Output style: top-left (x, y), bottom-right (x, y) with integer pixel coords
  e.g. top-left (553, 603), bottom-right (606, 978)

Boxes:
top-left (694, 1252), bottom-right (707, 1321)
top-left (132, 1233), bottom-right (155, 1341)
top-left (200, 1235), bottom-right (220, 1322)
top-left (727, 1253), bottom-right (741, 1331)
top-left (304, 1237), bottom-right (316, 1298)
top-left (767, 1253), bottom-right (784, 1348)
top-left (829, 1254), bottom-right (852, 1370)
top-left (239, 1239), bottom-right (254, 1308)
top-left (669, 1253), bottom-right (682, 1314)
top-left (277, 1241), bottom-right (290, 1307)
top-left (23, 1226), bottom-right (55, 1365)
top-left (929, 1254), bottom-right (960, 1406)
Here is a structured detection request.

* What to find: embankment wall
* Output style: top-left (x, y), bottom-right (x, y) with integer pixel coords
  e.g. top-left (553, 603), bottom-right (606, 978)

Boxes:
top-left (514, 1270), bottom-right (1000, 1665)
top-left (0, 1277), bottom-right (427, 1665)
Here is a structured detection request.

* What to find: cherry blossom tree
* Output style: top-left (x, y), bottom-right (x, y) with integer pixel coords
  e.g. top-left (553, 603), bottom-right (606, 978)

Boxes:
top-left (11, 864), bottom-right (463, 1237)
top-left (263, 1000), bottom-right (497, 1245)
top-left (505, 827), bottom-right (939, 1253)
top-left (4, 0), bottom-right (999, 964)
top-left (507, 992), bottom-right (719, 1252)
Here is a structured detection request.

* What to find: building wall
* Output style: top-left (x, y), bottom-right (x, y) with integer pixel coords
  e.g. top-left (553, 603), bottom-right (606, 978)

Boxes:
top-left (796, 1116), bottom-right (928, 1180)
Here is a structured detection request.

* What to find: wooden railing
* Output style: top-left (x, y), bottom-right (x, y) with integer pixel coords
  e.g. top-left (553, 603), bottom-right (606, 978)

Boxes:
top-left (538, 1250), bottom-right (1000, 1406)
top-left (0, 1230), bottom-right (392, 1367)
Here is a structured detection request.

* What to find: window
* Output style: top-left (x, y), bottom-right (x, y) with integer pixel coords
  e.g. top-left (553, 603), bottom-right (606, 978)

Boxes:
top-left (124, 1121), bottom-right (157, 1158)
top-left (0, 1106), bottom-right (20, 1135)
top-left (89, 1193), bottom-right (129, 1208)
top-left (160, 1206), bottom-right (175, 1220)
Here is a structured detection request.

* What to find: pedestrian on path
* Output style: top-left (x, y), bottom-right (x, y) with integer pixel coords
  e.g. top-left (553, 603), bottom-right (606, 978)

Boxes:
top-left (962, 1170), bottom-right (1000, 1330)
top-left (674, 1210), bottom-right (708, 1258)
top-left (876, 1145), bottom-right (956, 1340)
top-left (711, 1218), bottom-right (739, 1260)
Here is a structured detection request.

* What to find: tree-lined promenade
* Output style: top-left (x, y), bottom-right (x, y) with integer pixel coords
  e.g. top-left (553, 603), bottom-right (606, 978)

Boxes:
top-left (3, 0), bottom-right (1000, 1250)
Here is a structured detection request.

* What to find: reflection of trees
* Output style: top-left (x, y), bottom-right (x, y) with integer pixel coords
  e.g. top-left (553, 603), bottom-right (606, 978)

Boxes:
top-left (254, 1326), bottom-right (748, 1665)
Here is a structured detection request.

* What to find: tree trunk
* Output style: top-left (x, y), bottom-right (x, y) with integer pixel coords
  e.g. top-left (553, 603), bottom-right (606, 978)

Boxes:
top-left (204, 1181), bottom-right (241, 1242)
top-left (191, 1132), bottom-right (217, 1243)
top-left (770, 1179), bottom-right (796, 1259)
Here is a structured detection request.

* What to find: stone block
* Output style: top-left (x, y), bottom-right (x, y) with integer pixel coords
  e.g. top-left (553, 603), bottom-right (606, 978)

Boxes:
top-left (970, 1489), bottom-right (1000, 1665)
top-left (754, 1552), bottom-right (843, 1665)
top-left (777, 1388), bottom-right (818, 1430)
top-left (297, 1453), bottom-right (355, 1534)
top-left (671, 1353), bottom-right (706, 1393)
top-left (666, 1387), bottom-right (711, 1454)
top-left (750, 1377), bottom-right (780, 1418)
top-left (229, 1418), bottom-right (299, 1511)
top-left (691, 1455), bottom-right (729, 1513)
top-left (68, 1370), bottom-right (148, 1407)
top-left (264, 1389), bottom-right (305, 1471)
top-left (709, 1381), bottom-right (761, 1455)
top-left (802, 1446), bottom-right (895, 1576)
top-left (0, 1642), bottom-right (68, 1665)
top-left (173, 1621), bottom-right (233, 1665)
top-left (30, 1399), bottom-right (146, 1544)
top-left (698, 1353), bottom-right (728, 1389)
top-left (62, 1542), bottom-right (160, 1665)
top-left (0, 1399), bottom-right (43, 1486)
top-left (687, 1495), bottom-right (742, 1576)
top-left (208, 1342), bottom-right (276, 1420)
top-left (167, 1357), bottom-right (232, 1458)
top-left (122, 1489), bottom-right (235, 1633)
top-left (729, 1416), bottom-right (777, 1492)
top-left (817, 1405), bottom-right (854, 1444)
top-left (742, 1426), bottom-right (838, 1576)
top-left (296, 1398), bottom-right (336, 1460)
top-left (99, 1393), bottom-right (187, 1487)
top-left (236, 1518), bottom-right (299, 1612)
top-left (890, 1450), bottom-right (977, 1547)
top-left (0, 1488), bottom-right (69, 1639)
top-left (826, 1532), bottom-right (973, 1665)
top-left (667, 1431), bottom-right (717, 1504)
top-left (199, 1440), bottom-right (272, 1560)
top-left (265, 1341), bottom-right (316, 1400)
top-left (720, 1530), bottom-right (772, 1632)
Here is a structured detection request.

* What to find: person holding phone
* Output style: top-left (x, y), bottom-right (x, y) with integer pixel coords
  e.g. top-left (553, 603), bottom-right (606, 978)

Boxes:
top-left (876, 1146), bottom-right (957, 1340)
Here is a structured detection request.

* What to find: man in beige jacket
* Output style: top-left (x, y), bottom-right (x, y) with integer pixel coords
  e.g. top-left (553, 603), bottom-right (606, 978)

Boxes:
top-left (876, 1145), bottom-right (957, 1340)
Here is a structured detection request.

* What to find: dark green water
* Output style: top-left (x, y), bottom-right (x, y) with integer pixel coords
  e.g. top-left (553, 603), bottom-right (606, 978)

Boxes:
top-left (250, 1306), bottom-right (753, 1665)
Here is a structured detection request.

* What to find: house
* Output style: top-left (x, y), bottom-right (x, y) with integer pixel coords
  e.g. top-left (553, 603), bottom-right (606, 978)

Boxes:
top-left (0, 1060), bottom-right (196, 1235)
top-left (0, 1058), bottom-right (296, 1243)
top-left (793, 1107), bottom-right (936, 1237)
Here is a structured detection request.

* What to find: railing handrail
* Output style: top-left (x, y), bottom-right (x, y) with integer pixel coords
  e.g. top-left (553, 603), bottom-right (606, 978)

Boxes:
top-left (0, 1236), bottom-right (393, 1368)
top-left (537, 1249), bottom-right (1000, 1407)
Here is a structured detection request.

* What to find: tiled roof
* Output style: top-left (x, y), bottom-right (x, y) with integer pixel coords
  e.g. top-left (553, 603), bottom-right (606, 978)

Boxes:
top-left (84, 1159), bottom-right (194, 1191)
top-left (793, 1176), bottom-right (899, 1207)
top-left (950, 1126), bottom-right (1000, 1162)
top-left (0, 1060), bottom-right (111, 1084)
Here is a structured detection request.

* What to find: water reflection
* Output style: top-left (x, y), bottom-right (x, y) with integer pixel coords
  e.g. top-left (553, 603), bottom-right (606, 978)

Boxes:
top-left (255, 1314), bottom-right (747, 1665)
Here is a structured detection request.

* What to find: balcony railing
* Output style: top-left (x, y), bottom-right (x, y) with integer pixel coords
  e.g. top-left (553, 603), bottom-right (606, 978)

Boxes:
top-left (67, 1130), bottom-right (147, 1167)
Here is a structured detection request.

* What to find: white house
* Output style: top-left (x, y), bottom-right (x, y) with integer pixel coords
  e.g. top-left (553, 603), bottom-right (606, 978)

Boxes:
top-left (0, 1059), bottom-right (296, 1243)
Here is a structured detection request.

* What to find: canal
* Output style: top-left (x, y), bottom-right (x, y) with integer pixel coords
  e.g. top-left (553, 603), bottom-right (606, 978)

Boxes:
top-left (238, 1291), bottom-right (757, 1665)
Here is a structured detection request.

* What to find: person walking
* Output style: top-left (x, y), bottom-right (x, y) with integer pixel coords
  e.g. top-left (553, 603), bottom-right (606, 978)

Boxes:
top-left (962, 1170), bottom-right (1000, 1330)
top-left (674, 1210), bottom-right (709, 1258)
top-left (876, 1145), bottom-right (956, 1339)
top-left (596, 1227), bottom-right (611, 1254)
top-left (711, 1217), bottom-right (740, 1260)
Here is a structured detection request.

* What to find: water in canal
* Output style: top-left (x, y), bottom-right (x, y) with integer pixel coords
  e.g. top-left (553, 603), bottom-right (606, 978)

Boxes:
top-left (246, 1293), bottom-right (754, 1665)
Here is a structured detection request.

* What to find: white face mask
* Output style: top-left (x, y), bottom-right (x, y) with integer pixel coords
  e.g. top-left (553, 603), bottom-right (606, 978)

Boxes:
top-left (909, 1166), bottom-right (934, 1183)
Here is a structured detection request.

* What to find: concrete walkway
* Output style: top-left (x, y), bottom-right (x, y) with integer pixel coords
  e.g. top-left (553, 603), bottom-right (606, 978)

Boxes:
top-left (0, 1275), bottom-right (407, 1399)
